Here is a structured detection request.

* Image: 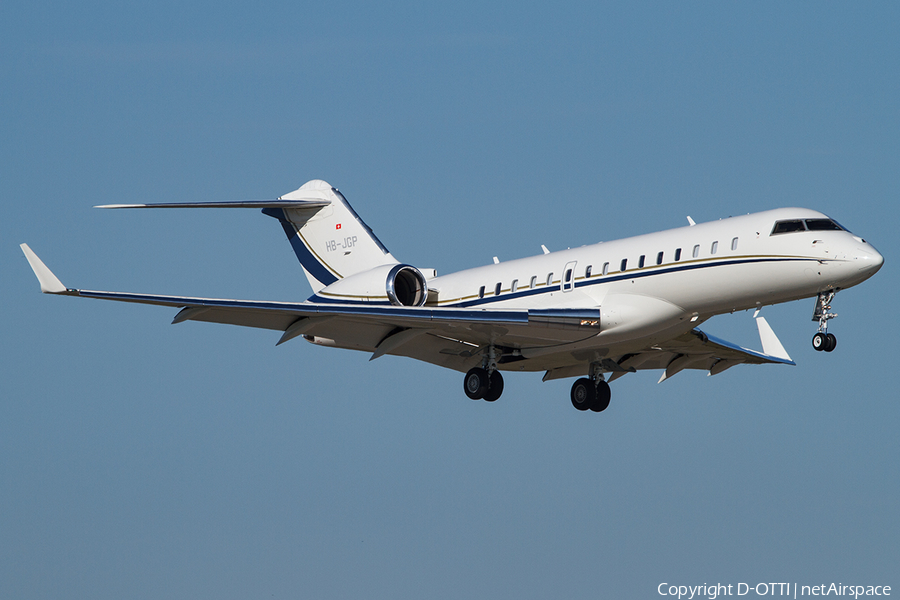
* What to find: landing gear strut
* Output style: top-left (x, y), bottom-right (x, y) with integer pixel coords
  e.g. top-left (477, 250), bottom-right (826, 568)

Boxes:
top-left (812, 291), bottom-right (838, 352)
top-left (570, 363), bottom-right (611, 413)
top-left (463, 346), bottom-right (504, 401)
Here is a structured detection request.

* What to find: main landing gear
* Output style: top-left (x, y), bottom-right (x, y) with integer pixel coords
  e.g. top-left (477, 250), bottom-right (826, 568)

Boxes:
top-left (570, 362), bottom-right (611, 413)
top-left (463, 348), bottom-right (617, 412)
top-left (812, 291), bottom-right (838, 353)
top-left (463, 346), bottom-right (504, 402)
top-left (463, 367), bottom-right (504, 401)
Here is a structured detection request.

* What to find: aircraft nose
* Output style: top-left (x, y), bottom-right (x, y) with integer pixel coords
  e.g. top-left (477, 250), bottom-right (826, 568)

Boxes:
top-left (856, 243), bottom-right (884, 275)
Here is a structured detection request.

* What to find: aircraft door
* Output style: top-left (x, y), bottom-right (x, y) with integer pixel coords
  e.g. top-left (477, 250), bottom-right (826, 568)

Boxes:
top-left (562, 261), bottom-right (577, 292)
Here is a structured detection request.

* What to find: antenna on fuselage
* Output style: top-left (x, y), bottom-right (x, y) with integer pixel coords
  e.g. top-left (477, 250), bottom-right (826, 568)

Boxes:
top-left (541, 245), bottom-right (550, 254)
top-left (687, 216), bottom-right (696, 226)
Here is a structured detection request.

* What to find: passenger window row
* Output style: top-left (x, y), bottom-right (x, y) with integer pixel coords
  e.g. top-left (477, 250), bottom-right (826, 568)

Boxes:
top-left (478, 272), bottom-right (554, 299)
top-left (477, 237), bottom-right (741, 297)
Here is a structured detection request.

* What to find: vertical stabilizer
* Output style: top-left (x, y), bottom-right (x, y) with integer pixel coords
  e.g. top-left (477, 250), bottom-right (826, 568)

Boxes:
top-left (264, 180), bottom-right (398, 293)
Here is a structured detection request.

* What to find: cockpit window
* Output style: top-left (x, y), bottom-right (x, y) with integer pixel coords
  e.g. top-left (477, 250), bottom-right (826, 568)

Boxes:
top-left (805, 218), bottom-right (844, 232)
top-left (771, 220), bottom-right (806, 235)
top-left (771, 218), bottom-right (847, 235)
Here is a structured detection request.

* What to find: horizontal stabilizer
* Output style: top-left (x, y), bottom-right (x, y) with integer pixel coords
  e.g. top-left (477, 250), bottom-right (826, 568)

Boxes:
top-left (95, 199), bottom-right (331, 209)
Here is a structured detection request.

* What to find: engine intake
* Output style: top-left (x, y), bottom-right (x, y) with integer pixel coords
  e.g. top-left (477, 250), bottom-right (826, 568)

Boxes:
top-left (386, 264), bottom-right (428, 307)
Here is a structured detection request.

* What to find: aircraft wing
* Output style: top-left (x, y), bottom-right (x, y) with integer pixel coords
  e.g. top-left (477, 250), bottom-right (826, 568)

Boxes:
top-left (570, 319), bottom-right (795, 384)
top-left (22, 244), bottom-right (792, 377)
top-left (538, 317), bottom-right (795, 383)
top-left (21, 244), bottom-right (602, 371)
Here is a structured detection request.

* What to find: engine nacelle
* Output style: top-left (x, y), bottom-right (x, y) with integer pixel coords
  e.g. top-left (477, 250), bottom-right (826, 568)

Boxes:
top-left (316, 263), bottom-right (429, 306)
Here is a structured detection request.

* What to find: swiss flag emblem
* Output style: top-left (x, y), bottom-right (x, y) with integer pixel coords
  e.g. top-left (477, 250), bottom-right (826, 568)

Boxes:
top-left (336, 224), bottom-right (342, 230)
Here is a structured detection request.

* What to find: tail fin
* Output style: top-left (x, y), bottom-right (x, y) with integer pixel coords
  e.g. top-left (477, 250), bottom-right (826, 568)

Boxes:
top-left (263, 180), bottom-right (398, 293)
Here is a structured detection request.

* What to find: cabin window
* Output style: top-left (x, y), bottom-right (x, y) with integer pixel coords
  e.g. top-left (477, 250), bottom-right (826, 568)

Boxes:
top-left (731, 237), bottom-right (739, 251)
top-left (511, 279), bottom-right (518, 293)
top-left (529, 276), bottom-right (537, 289)
top-left (656, 251), bottom-right (664, 265)
top-left (565, 269), bottom-right (572, 283)
top-left (494, 282), bottom-right (502, 296)
top-left (771, 220), bottom-right (805, 235)
top-left (620, 259), bottom-right (628, 272)
top-left (546, 273), bottom-right (553, 286)
top-left (674, 248), bottom-right (682, 261)
top-left (711, 241), bottom-right (718, 254)
top-left (602, 262), bottom-right (609, 275)
top-left (638, 255), bottom-right (645, 268)
top-left (693, 245), bottom-right (700, 258)
top-left (585, 265), bottom-right (592, 278)
top-left (478, 286), bottom-right (485, 299)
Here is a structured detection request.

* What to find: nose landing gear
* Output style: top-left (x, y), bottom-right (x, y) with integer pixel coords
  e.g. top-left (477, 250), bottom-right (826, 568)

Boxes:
top-left (812, 291), bottom-right (838, 352)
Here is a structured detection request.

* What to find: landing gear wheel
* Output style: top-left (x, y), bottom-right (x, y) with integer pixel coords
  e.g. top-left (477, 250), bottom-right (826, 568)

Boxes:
top-left (812, 332), bottom-right (827, 351)
top-left (825, 333), bottom-right (837, 352)
top-left (483, 371), bottom-right (504, 402)
top-left (464, 367), bottom-right (489, 399)
top-left (570, 378), bottom-right (595, 411)
top-left (590, 380), bottom-right (611, 412)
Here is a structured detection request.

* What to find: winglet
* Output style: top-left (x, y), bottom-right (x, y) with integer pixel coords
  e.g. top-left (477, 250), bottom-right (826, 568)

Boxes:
top-left (756, 317), bottom-right (792, 362)
top-left (20, 244), bottom-right (69, 294)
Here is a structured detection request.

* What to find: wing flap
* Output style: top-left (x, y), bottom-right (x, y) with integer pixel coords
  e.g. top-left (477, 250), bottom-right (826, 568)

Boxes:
top-left (175, 306), bottom-right (301, 331)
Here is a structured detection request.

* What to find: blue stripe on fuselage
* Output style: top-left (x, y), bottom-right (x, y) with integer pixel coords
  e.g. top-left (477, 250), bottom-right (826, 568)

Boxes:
top-left (453, 256), bottom-right (815, 308)
top-left (303, 255), bottom-right (819, 307)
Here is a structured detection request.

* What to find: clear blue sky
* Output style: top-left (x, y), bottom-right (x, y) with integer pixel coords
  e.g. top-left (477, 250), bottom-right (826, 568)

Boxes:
top-left (3, 2), bottom-right (898, 599)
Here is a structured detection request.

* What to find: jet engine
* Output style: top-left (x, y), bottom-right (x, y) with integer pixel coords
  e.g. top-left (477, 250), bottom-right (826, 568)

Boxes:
top-left (315, 263), bottom-right (429, 306)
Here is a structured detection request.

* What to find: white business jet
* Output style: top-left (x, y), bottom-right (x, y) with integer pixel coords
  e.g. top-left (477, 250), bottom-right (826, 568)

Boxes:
top-left (21, 179), bottom-right (883, 413)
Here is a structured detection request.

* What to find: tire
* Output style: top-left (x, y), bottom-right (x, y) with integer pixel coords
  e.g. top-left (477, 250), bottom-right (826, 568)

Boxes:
top-left (812, 332), bottom-right (827, 351)
top-left (570, 378), bottom-right (595, 411)
top-left (483, 371), bottom-right (504, 402)
top-left (825, 333), bottom-right (837, 352)
top-left (464, 367), bottom-right (489, 400)
top-left (591, 380), bottom-right (611, 412)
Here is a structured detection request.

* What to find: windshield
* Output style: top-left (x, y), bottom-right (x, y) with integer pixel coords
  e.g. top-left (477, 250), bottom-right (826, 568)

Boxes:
top-left (771, 218), bottom-right (847, 235)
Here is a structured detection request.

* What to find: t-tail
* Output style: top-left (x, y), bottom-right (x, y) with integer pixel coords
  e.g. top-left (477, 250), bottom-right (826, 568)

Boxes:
top-left (261, 180), bottom-right (398, 293)
top-left (94, 179), bottom-right (401, 295)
